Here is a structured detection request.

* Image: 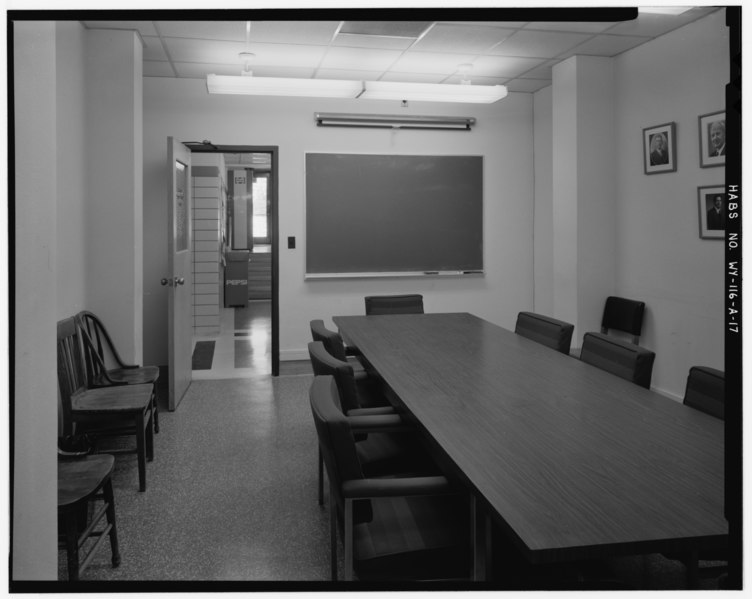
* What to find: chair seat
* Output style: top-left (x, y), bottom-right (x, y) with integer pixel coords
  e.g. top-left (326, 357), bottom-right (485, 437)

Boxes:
top-left (95, 365), bottom-right (159, 386)
top-left (353, 493), bottom-right (469, 580)
top-left (58, 454), bottom-right (116, 508)
top-left (71, 384), bottom-right (153, 413)
top-left (357, 434), bottom-right (440, 478)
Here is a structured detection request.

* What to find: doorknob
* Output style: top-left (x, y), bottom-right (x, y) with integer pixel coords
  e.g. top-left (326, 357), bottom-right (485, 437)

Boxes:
top-left (161, 277), bottom-right (185, 287)
top-left (175, 277), bottom-right (185, 286)
top-left (160, 278), bottom-right (172, 287)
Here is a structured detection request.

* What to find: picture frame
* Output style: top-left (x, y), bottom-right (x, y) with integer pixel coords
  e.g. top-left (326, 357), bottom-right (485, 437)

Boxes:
top-left (698, 110), bottom-right (725, 168)
top-left (643, 122), bottom-right (676, 174)
top-left (697, 185), bottom-right (725, 239)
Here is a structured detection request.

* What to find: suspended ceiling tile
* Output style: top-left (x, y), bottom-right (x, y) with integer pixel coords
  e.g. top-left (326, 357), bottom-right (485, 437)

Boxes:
top-left (518, 59), bottom-right (557, 79)
top-left (174, 62), bottom-right (241, 78)
top-left (411, 23), bottom-right (516, 53)
top-left (332, 33), bottom-right (415, 51)
top-left (472, 55), bottom-right (546, 78)
top-left (505, 78), bottom-right (551, 93)
top-left (82, 20), bottom-right (158, 36)
top-left (489, 29), bottom-right (594, 58)
top-left (441, 74), bottom-right (508, 86)
top-left (156, 21), bottom-right (247, 42)
top-left (607, 7), bottom-right (719, 37)
top-left (247, 21), bottom-right (341, 45)
top-left (320, 46), bottom-right (403, 72)
top-left (390, 51), bottom-right (477, 75)
top-left (163, 37), bottom-right (246, 64)
top-left (565, 34), bottom-right (651, 57)
top-left (250, 65), bottom-right (317, 79)
top-left (449, 21), bottom-right (529, 29)
top-left (143, 61), bottom-right (176, 77)
top-left (523, 20), bottom-right (621, 34)
top-left (142, 36), bottom-right (168, 61)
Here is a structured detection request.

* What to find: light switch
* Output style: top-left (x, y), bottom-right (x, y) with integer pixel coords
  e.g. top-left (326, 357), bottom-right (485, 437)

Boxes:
top-left (288, 236), bottom-right (296, 249)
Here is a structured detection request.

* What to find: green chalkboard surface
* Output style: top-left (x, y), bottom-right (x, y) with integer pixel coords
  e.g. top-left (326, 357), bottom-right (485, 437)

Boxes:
top-left (305, 153), bottom-right (483, 276)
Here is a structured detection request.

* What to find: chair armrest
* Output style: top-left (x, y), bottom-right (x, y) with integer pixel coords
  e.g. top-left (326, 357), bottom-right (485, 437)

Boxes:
top-left (342, 475), bottom-right (453, 499)
top-left (346, 413), bottom-right (411, 432)
top-left (347, 406), bottom-right (395, 416)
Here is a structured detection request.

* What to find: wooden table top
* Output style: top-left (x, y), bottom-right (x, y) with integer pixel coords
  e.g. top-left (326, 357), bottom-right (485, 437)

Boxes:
top-left (333, 313), bottom-right (727, 564)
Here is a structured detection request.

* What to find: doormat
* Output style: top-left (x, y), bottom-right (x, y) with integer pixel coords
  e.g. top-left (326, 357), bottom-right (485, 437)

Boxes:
top-left (192, 341), bottom-right (216, 370)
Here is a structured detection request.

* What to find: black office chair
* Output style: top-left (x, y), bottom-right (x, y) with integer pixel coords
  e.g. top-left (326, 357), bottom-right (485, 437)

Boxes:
top-left (308, 341), bottom-right (436, 506)
top-left (579, 332), bottom-right (655, 389)
top-left (365, 294), bottom-right (424, 315)
top-left (309, 319), bottom-right (367, 380)
top-left (310, 375), bottom-right (470, 581)
top-left (664, 366), bottom-right (727, 587)
top-left (515, 312), bottom-right (575, 354)
top-left (601, 296), bottom-right (646, 345)
top-left (683, 366), bottom-right (724, 420)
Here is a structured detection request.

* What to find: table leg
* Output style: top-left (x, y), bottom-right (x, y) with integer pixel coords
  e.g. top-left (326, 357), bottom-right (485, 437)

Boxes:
top-left (471, 495), bottom-right (491, 581)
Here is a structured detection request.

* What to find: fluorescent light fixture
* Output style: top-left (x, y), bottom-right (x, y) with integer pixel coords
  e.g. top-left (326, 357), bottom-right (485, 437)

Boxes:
top-left (314, 113), bottom-right (476, 130)
top-left (207, 74), bottom-right (508, 104)
top-left (360, 80), bottom-right (507, 104)
top-left (206, 74), bottom-right (362, 98)
top-left (638, 6), bottom-right (693, 16)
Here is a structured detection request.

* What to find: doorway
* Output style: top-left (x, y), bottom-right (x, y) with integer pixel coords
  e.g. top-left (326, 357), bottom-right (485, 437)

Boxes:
top-left (186, 143), bottom-right (279, 379)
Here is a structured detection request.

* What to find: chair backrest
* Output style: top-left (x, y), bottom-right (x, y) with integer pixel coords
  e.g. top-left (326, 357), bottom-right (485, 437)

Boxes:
top-left (310, 319), bottom-right (348, 362)
top-left (307, 341), bottom-right (360, 413)
top-left (309, 375), bottom-right (371, 522)
top-left (76, 311), bottom-right (130, 384)
top-left (600, 296), bottom-right (645, 344)
top-left (580, 332), bottom-right (656, 389)
top-left (684, 366), bottom-right (725, 420)
top-left (364, 294), bottom-right (424, 316)
top-left (57, 317), bottom-right (87, 436)
top-left (515, 312), bottom-right (574, 354)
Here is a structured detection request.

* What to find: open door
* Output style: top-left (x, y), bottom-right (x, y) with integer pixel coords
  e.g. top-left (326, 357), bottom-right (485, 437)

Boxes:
top-left (163, 138), bottom-right (193, 410)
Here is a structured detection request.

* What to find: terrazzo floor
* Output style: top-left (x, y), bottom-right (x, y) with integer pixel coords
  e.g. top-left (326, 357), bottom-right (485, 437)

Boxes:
top-left (56, 301), bottom-right (724, 590)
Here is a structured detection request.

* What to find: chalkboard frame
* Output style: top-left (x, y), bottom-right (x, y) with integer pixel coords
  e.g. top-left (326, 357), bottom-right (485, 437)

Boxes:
top-left (304, 152), bottom-right (484, 279)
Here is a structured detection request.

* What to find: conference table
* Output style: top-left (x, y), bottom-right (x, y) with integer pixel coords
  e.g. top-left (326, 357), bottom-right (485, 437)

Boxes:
top-left (332, 312), bottom-right (727, 582)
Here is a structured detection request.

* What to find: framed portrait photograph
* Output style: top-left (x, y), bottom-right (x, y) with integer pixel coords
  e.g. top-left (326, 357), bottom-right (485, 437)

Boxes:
top-left (698, 110), bottom-right (725, 168)
top-left (643, 122), bottom-right (676, 174)
top-left (697, 185), bottom-right (725, 239)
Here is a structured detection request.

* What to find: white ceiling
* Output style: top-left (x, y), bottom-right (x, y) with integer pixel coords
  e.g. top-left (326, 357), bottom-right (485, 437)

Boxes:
top-left (82, 8), bottom-right (720, 94)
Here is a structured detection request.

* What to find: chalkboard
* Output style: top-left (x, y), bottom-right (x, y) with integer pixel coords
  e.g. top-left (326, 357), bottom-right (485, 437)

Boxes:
top-left (305, 153), bottom-right (483, 277)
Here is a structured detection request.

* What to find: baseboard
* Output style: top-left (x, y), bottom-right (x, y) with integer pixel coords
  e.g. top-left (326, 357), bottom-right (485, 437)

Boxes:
top-left (280, 349), bottom-right (309, 362)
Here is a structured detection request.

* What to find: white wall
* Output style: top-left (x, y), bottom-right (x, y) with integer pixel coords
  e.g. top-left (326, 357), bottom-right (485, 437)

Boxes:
top-left (13, 21), bottom-right (59, 581)
top-left (534, 10), bottom-right (728, 397)
top-left (533, 85), bottom-right (553, 316)
top-left (85, 29), bottom-right (143, 364)
top-left (142, 80), bottom-right (536, 365)
top-left (613, 10), bottom-right (728, 397)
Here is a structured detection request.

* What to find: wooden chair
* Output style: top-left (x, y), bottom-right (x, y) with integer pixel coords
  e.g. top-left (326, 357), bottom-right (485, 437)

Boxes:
top-left (309, 319), bottom-right (367, 380)
top-left (515, 311), bottom-right (575, 354)
top-left (683, 366), bottom-right (725, 420)
top-left (77, 310), bottom-right (161, 433)
top-left (309, 375), bottom-right (470, 581)
top-left (58, 317), bottom-right (155, 491)
top-left (579, 332), bottom-right (655, 389)
top-left (601, 296), bottom-right (646, 345)
top-left (58, 452), bottom-right (121, 581)
top-left (364, 294), bottom-right (424, 315)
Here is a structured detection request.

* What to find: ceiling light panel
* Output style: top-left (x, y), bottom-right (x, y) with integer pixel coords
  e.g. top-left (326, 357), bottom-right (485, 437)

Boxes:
top-left (339, 21), bottom-right (433, 38)
top-left (315, 69), bottom-right (387, 81)
top-left (411, 24), bottom-right (517, 53)
top-left (490, 30), bottom-right (593, 58)
top-left (157, 21), bottom-right (248, 41)
top-left (319, 46), bottom-right (403, 72)
top-left (390, 51), bottom-right (477, 75)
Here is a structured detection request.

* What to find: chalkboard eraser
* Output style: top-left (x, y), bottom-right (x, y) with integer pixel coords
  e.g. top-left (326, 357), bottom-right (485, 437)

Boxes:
top-left (424, 271), bottom-right (439, 275)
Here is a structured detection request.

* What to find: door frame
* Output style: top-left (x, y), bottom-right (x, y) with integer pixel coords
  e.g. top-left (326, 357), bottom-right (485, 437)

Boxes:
top-left (186, 143), bottom-right (280, 376)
